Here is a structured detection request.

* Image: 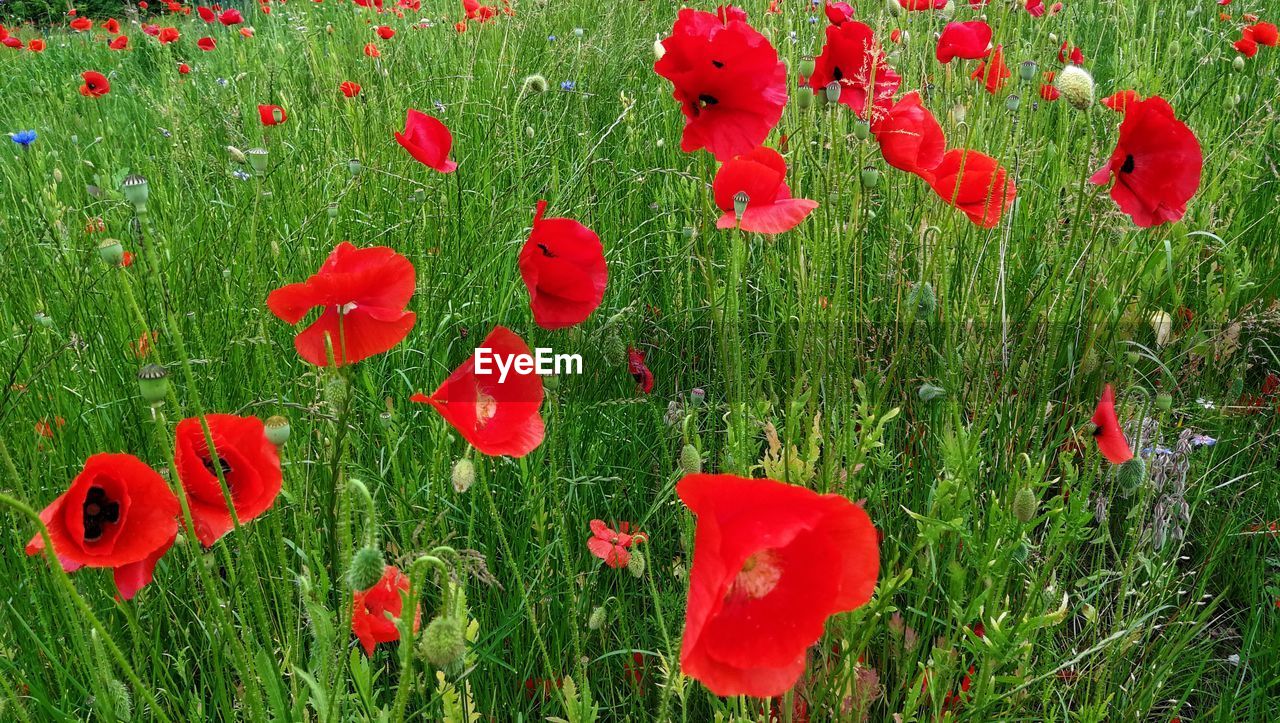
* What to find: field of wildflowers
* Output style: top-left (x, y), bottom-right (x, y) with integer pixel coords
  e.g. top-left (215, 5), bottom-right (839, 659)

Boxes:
top-left (1, 0), bottom-right (1278, 720)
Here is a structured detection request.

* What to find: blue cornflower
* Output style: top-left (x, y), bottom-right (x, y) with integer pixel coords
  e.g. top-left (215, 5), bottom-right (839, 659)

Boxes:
top-left (560, 81), bottom-right (576, 92)
top-left (233, 170), bottom-right (252, 181)
top-left (10, 130), bottom-right (37, 148)
top-left (548, 35), bottom-right (557, 42)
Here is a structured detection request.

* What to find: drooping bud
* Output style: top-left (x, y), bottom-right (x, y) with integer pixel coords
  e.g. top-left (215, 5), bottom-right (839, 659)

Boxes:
top-left (418, 615), bottom-right (467, 668)
top-left (627, 549), bottom-right (646, 578)
top-left (1012, 487), bottom-right (1037, 524)
top-left (226, 145), bottom-right (247, 164)
top-left (137, 364), bottom-right (169, 406)
top-left (104, 679), bottom-right (133, 720)
top-left (908, 281), bottom-right (937, 318)
top-left (264, 415), bottom-right (291, 446)
top-left (98, 238), bottom-right (125, 266)
top-left (587, 605), bottom-right (607, 630)
top-left (451, 458), bottom-right (476, 494)
top-left (603, 329), bottom-right (627, 366)
top-left (1055, 65), bottom-right (1094, 110)
top-left (348, 546), bottom-right (385, 591)
top-left (521, 74), bottom-right (549, 94)
top-left (653, 34), bottom-right (665, 60)
top-left (1116, 456), bottom-right (1147, 495)
top-left (1232, 55), bottom-right (1246, 71)
top-left (679, 444), bottom-right (702, 474)
top-left (121, 174), bottom-right (149, 212)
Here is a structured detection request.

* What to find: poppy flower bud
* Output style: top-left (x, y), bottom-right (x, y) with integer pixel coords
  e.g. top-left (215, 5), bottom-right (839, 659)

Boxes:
top-left (824, 81), bottom-right (842, 104)
top-left (1019, 60), bottom-right (1038, 82)
top-left (121, 174), bottom-right (149, 212)
top-left (348, 158), bottom-right (363, 177)
top-left (1232, 55), bottom-right (1246, 72)
top-left (264, 415), bottom-right (291, 446)
top-left (690, 387), bottom-right (706, 406)
top-left (1155, 392), bottom-right (1172, 411)
top-left (348, 546), bottom-right (386, 591)
top-left (1116, 456), bottom-right (1146, 494)
top-left (908, 281), bottom-right (937, 318)
top-left (918, 383), bottom-right (946, 401)
top-left (573, 27), bottom-right (584, 38)
top-left (137, 364), bottom-right (169, 406)
top-left (1055, 66), bottom-right (1094, 110)
top-left (104, 679), bottom-right (132, 720)
top-left (679, 444), bottom-right (702, 474)
top-left (653, 34), bottom-right (665, 60)
top-left (733, 191), bottom-right (750, 220)
top-left (322, 375), bottom-right (349, 412)
top-left (34, 311), bottom-right (53, 328)
top-left (227, 146), bottom-right (247, 164)
top-left (1006, 94), bottom-right (1021, 112)
top-left (950, 103), bottom-right (967, 125)
top-left (246, 147), bottom-right (269, 175)
top-left (799, 56), bottom-right (816, 77)
top-left (795, 89), bottom-right (813, 110)
top-left (521, 74), bottom-right (548, 94)
top-left (1012, 487), bottom-right (1037, 523)
top-left (587, 605), bottom-right (607, 630)
top-left (419, 615), bottom-right (467, 667)
top-left (852, 119), bottom-right (870, 140)
top-left (603, 330), bottom-right (627, 366)
top-left (451, 458), bottom-right (475, 493)
top-left (98, 238), bottom-right (125, 265)
top-left (627, 549), bottom-right (646, 578)
top-left (860, 166), bottom-right (880, 189)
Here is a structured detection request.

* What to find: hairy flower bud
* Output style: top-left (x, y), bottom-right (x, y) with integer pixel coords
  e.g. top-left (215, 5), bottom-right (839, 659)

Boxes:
top-left (451, 458), bottom-right (476, 494)
top-left (1055, 65), bottom-right (1094, 110)
top-left (679, 444), bottom-right (702, 475)
top-left (419, 615), bottom-right (467, 668)
top-left (347, 546), bottom-right (385, 591)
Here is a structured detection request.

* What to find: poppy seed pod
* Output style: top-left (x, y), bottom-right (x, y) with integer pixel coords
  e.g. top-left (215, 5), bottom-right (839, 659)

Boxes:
top-left (451, 458), bottom-right (476, 493)
top-left (690, 387), bottom-right (706, 406)
top-left (627, 549), bottom-right (646, 578)
top-left (824, 81), bottom-right (842, 104)
top-left (348, 546), bottom-right (386, 591)
top-left (733, 191), bottom-right (750, 220)
top-left (1155, 392), bottom-right (1172, 411)
top-left (852, 119), bottom-right (870, 141)
top-left (1006, 94), bottom-right (1021, 112)
top-left (799, 56), bottom-right (816, 77)
top-left (1012, 487), bottom-right (1037, 523)
top-left (795, 89), bottom-right (813, 110)
top-left (326, 203), bottom-right (339, 219)
top-left (137, 364), bottom-right (169, 406)
top-left (1019, 60), bottom-right (1038, 82)
top-left (418, 615), bottom-right (467, 668)
top-left (1055, 66), bottom-right (1094, 110)
top-left (246, 147), bottom-right (269, 174)
top-left (679, 444), bottom-right (702, 474)
top-left (348, 158), bottom-right (363, 177)
top-left (860, 166), bottom-right (880, 189)
top-left (264, 415), bottom-right (291, 446)
top-left (98, 238), bottom-right (125, 265)
top-left (587, 605), bottom-right (607, 630)
top-left (1117, 456), bottom-right (1147, 494)
top-left (121, 174), bottom-right (149, 211)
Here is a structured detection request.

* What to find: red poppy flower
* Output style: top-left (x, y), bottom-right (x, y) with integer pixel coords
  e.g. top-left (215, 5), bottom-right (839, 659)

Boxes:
top-left (363, 42), bottom-right (382, 57)
top-left (1039, 79), bottom-right (1060, 101)
top-left (142, 24), bottom-right (160, 36)
top-left (219, 8), bottom-right (243, 24)
top-left (109, 35), bottom-right (129, 50)
top-left (375, 25), bottom-right (395, 39)
top-left (936, 20), bottom-right (992, 63)
top-left (1058, 42), bottom-right (1085, 65)
top-left (340, 80), bottom-right (362, 97)
top-left (1, 37), bottom-right (21, 49)
top-left (1025, 0), bottom-right (1046, 16)
top-left (25, 453), bottom-right (180, 600)
top-left (70, 17), bottom-right (92, 31)
top-left (1100, 90), bottom-right (1140, 113)
top-left (104, 18), bottom-right (121, 34)
top-left (240, 27), bottom-right (255, 38)
top-left (653, 7), bottom-right (788, 161)
top-left (410, 326), bottom-right (545, 457)
top-left (871, 91), bottom-right (945, 179)
top-left (1088, 95), bottom-right (1202, 227)
top-left (587, 519), bottom-right (637, 568)
top-left (258, 104), bottom-right (287, 125)
top-left (927, 149), bottom-right (1016, 228)
top-left (808, 21), bottom-right (900, 119)
top-left (198, 5), bottom-right (216, 21)
top-left (1233, 33), bottom-right (1258, 57)
top-left (352, 565), bottom-right (419, 656)
top-left (1249, 22), bottom-right (1278, 45)
top-left (898, 0), bottom-right (946, 8)
top-left (197, 36), bottom-right (216, 50)
top-left (28, 38), bottom-right (45, 52)
top-left (80, 71), bottom-right (110, 98)
top-left (823, 1), bottom-right (854, 25)
top-left (173, 414), bottom-right (283, 546)
top-left (519, 200), bottom-right (608, 330)
top-left (712, 146), bottom-right (818, 234)
top-left (970, 44), bottom-right (1010, 94)
top-left (158, 27), bottom-right (179, 43)
top-left (677, 474), bottom-right (879, 697)
top-left (394, 109), bottom-right (457, 173)
top-left (627, 346), bottom-right (655, 393)
top-left (1091, 384), bottom-right (1133, 464)
top-left (453, 20), bottom-right (467, 33)
top-left (463, 0), bottom-right (496, 21)
top-left (178, 62), bottom-right (191, 74)
top-left (267, 242), bottom-right (417, 367)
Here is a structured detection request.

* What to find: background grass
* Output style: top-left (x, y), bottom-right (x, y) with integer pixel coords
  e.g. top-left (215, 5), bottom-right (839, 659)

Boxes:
top-left (1, 0), bottom-right (1278, 720)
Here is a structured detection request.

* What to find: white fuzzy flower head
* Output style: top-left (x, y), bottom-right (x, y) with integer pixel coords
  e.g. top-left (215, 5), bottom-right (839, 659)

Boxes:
top-left (653, 34), bottom-right (665, 60)
top-left (1056, 65), bottom-right (1095, 110)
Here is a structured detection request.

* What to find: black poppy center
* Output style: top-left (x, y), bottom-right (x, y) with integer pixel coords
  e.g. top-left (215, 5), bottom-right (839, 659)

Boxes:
top-left (1120, 154), bottom-right (1135, 174)
top-left (537, 243), bottom-right (557, 258)
top-left (711, 60), bottom-right (724, 69)
top-left (831, 66), bottom-right (844, 81)
top-left (698, 94), bottom-right (719, 108)
top-left (82, 486), bottom-right (120, 542)
top-left (201, 453), bottom-right (233, 479)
